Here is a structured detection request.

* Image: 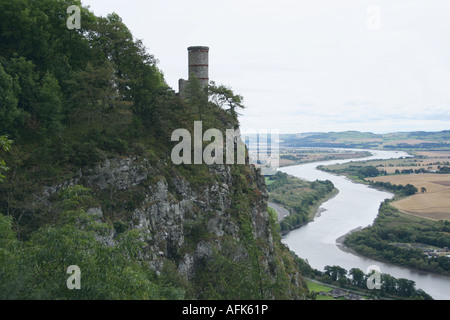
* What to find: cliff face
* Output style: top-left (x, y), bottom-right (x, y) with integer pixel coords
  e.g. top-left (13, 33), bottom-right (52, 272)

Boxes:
top-left (0, 0), bottom-right (307, 299)
top-left (36, 155), bottom-right (308, 299)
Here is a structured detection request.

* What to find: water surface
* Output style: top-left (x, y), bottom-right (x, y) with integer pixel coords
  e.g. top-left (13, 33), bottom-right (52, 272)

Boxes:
top-left (280, 149), bottom-right (450, 300)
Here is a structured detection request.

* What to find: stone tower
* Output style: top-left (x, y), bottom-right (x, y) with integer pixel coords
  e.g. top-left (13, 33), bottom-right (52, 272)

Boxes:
top-left (179, 46), bottom-right (209, 95)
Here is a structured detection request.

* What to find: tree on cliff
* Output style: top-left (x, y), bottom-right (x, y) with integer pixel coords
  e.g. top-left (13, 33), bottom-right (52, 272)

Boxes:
top-left (208, 81), bottom-right (245, 121)
top-left (0, 186), bottom-right (185, 299)
top-left (0, 135), bottom-right (12, 182)
top-left (183, 73), bottom-right (208, 122)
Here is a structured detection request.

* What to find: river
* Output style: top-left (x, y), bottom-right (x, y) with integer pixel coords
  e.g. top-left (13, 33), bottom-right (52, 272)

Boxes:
top-left (279, 149), bottom-right (450, 300)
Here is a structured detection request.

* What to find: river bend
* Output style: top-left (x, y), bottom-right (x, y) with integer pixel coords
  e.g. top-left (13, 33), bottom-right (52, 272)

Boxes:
top-left (280, 149), bottom-right (450, 300)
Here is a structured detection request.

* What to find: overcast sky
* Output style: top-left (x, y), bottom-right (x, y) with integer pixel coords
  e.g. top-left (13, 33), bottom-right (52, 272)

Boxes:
top-left (82, 0), bottom-right (450, 134)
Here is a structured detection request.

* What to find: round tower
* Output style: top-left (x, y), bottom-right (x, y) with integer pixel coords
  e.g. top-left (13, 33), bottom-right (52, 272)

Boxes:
top-left (188, 46), bottom-right (209, 87)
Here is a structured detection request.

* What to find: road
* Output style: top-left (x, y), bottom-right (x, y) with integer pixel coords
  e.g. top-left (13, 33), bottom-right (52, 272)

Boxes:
top-left (268, 202), bottom-right (290, 222)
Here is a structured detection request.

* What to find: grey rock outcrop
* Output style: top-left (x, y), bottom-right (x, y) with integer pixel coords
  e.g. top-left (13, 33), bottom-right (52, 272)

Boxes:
top-left (32, 155), bottom-right (306, 299)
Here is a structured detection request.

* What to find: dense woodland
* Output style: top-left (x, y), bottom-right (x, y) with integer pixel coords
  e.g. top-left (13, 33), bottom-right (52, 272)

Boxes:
top-left (301, 263), bottom-right (433, 300)
top-left (345, 201), bottom-right (450, 277)
top-left (1, 0), bottom-right (305, 300)
top-left (0, 0), bottom-right (246, 235)
top-left (0, 0), bottom-right (242, 164)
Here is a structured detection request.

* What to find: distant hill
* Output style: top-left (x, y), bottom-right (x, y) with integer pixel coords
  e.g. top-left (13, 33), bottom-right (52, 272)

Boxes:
top-left (281, 130), bottom-right (450, 150)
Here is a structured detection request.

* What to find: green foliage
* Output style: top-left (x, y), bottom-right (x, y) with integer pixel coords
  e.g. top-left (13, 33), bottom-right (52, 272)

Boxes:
top-left (314, 265), bottom-right (433, 300)
top-left (65, 61), bottom-right (122, 133)
top-left (0, 55), bottom-right (64, 136)
top-left (438, 166), bottom-right (450, 173)
top-left (0, 135), bottom-right (12, 182)
top-left (35, 71), bottom-right (63, 132)
top-left (0, 0), bottom-right (244, 178)
top-left (267, 206), bottom-right (280, 237)
top-left (0, 186), bottom-right (185, 299)
top-left (185, 164), bottom-right (310, 300)
top-left (369, 181), bottom-right (418, 196)
top-left (266, 171), bottom-right (289, 191)
top-left (183, 74), bottom-right (209, 121)
top-left (268, 173), bottom-right (335, 233)
top-left (208, 81), bottom-right (245, 121)
top-left (320, 164), bottom-right (384, 180)
top-left (0, 63), bottom-right (22, 135)
top-left (344, 201), bottom-right (450, 276)
top-left (57, 185), bottom-right (94, 210)
top-left (356, 165), bottom-right (380, 179)
top-left (193, 239), bottom-right (265, 299)
top-left (0, 0), bottom-right (166, 139)
top-left (324, 265), bottom-right (347, 281)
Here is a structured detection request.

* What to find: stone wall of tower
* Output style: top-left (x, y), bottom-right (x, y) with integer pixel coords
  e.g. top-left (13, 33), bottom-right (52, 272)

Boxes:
top-left (179, 46), bottom-right (209, 95)
top-left (188, 46), bottom-right (209, 87)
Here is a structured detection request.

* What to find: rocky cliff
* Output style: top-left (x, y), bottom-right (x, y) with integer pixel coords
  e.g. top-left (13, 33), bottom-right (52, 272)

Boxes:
top-left (0, 0), bottom-right (308, 299)
top-left (32, 154), bottom-right (308, 299)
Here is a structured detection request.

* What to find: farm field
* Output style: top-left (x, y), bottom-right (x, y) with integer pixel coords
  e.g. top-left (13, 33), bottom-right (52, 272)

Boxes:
top-left (278, 147), bottom-right (370, 167)
top-left (323, 151), bottom-right (450, 174)
top-left (368, 173), bottom-right (450, 221)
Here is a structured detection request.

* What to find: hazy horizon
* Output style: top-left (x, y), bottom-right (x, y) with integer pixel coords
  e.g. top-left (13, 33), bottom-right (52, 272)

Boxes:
top-left (244, 129), bottom-right (449, 135)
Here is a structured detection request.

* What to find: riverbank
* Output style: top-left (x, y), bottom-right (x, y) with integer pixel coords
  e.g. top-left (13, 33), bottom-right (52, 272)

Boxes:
top-left (317, 157), bottom-right (450, 278)
top-left (279, 148), bottom-right (450, 300)
top-left (310, 188), bottom-right (339, 221)
top-left (344, 201), bottom-right (450, 278)
top-left (335, 227), bottom-right (362, 252)
top-left (266, 171), bottom-right (337, 236)
top-left (275, 187), bottom-right (339, 236)
top-left (278, 187), bottom-right (339, 237)
top-left (316, 152), bottom-right (450, 221)
top-left (334, 226), bottom-right (400, 270)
